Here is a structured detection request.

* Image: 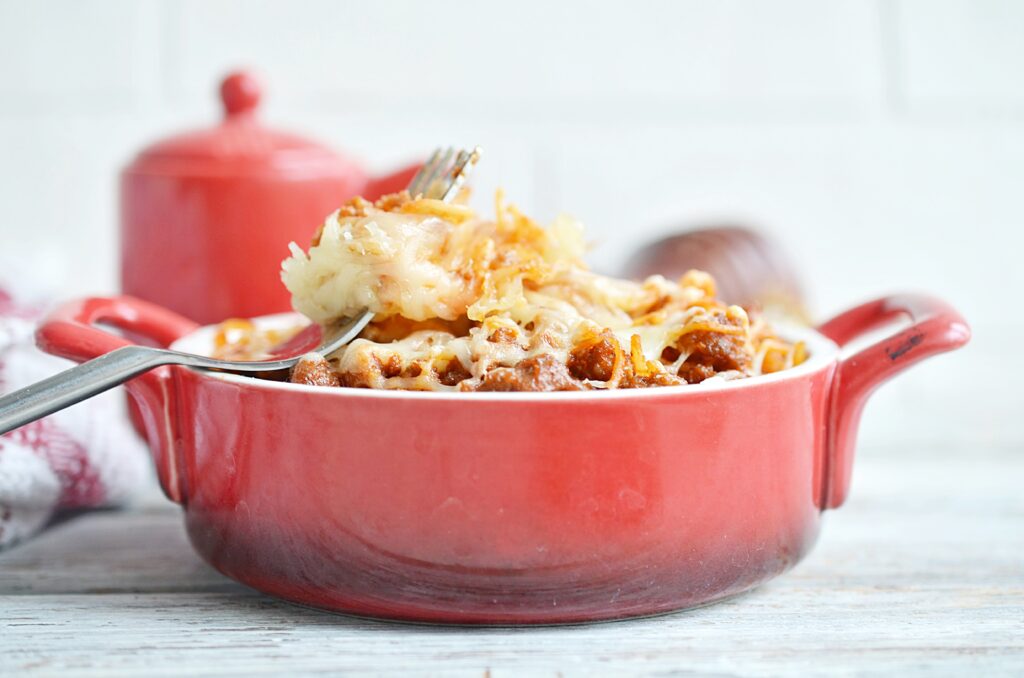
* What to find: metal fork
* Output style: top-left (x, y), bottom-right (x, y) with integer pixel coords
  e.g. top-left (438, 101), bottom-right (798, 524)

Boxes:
top-left (0, 145), bottom-right (483, 434)
top-left (408, 146), bottom-right (482, 201)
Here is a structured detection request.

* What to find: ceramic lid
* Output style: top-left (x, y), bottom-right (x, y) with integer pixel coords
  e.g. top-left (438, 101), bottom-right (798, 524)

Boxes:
top-left (124, 71), bottom-right (364, 180)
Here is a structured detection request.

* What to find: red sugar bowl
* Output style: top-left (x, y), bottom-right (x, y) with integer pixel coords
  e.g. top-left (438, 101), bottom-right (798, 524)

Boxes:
top-left (120, 70), bottom-right (418, 325)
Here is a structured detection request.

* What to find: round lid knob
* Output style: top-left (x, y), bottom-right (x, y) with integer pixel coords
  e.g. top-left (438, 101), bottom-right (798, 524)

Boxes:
top-left (124, 70), bottom-right (365, 181)
top-left (220, 70), bottom-right (262, 118)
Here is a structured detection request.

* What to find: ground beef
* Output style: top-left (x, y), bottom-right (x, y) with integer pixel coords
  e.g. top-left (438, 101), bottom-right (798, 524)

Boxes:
top-left (675, 329), bottom-right (750, 384)
top-left (380, 354), bottom-right (403, 378)
top-left (436, 358), bottom-right (472, 386)
top-left (472, 354), bottom-right (587, 392)
top-left (488, 326), bottom-right (518, 343)
top-left (676, 361), bottom-right (718, 384)
top-left (621, 371), bottom-right (686, 389)
top-left (567, 330), bottom-right (619, 382)
top-left (290, 355), bottom-right (341, 387)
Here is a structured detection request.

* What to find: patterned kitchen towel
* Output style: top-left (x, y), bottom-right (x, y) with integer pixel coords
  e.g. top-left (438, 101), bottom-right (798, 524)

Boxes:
top-left (0, 261), bottom-right (151, 549)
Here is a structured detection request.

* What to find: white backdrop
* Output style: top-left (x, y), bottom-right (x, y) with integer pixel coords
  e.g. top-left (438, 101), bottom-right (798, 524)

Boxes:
top-left (0, 0), bottom-right (1020, 449)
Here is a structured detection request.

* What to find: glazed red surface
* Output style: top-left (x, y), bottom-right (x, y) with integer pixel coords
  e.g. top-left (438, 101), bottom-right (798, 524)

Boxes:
top-left (120, 70), bottom-right (419, 325)
top-left (36, 294), bottom-right (968, 624)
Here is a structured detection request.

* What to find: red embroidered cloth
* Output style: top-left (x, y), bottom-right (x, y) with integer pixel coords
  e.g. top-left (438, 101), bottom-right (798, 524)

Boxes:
top-left (0, 277), bottom-right (149, 548)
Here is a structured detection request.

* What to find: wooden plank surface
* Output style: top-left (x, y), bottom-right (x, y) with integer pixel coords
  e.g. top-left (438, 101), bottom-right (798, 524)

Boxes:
top-left (1, 445), bottom-right (1022, 676)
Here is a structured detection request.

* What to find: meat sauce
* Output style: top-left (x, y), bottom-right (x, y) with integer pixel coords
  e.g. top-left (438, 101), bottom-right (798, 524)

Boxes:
top-left (272, 190), bottom-right (807, 394)
top-left (675, 330), bottom-right (750, 384)
top-left (474, 354), bottom-right (586, 392)
top-left (290, 355), bottom-right (341, 388)
top-left (288, 319), bottom-right (756, 392)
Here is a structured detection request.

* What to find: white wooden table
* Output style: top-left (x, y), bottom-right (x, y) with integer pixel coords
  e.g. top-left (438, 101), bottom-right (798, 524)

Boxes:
top-left (1, 445), bottom-right (1021, 676)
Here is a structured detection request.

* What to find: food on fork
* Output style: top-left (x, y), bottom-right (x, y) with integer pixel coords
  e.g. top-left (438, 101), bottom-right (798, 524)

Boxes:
top-left (215, 190), bottom-right (806, 391)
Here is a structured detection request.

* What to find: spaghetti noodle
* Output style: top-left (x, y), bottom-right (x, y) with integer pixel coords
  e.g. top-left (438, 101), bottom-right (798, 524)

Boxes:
top-left (215, 191), bottom-right (806, 391)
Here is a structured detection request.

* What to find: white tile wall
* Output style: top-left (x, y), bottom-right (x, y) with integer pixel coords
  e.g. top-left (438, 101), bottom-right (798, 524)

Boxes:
top-left (0, 1), bottom-right (163, 114)
top-left (169, 0), bottom-right (882, 113)
top-left (0, 0), bottom-right (1020, 447)
top-left (898, 0), bottom-right (1024, 114)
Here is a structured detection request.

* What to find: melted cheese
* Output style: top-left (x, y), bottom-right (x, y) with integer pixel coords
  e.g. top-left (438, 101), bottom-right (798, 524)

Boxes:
top-left (263, 191), bottom-right (805, 391)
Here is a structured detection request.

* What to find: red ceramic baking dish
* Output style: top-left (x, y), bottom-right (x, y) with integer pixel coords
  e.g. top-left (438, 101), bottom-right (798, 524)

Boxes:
top-left (36, 293), bottom-right (968, 624)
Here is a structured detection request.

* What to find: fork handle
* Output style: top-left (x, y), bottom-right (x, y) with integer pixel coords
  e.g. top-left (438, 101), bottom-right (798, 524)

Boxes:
top-left (0, 346), bottom-right (172, 435)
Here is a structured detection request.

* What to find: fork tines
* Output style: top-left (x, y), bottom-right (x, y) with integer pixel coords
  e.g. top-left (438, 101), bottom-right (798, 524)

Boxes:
top-left (407, 146), bottom-right (482, 203)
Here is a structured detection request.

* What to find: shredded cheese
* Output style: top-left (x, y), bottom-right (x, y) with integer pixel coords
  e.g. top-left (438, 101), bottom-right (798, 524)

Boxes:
top-left (222, 191), bottom-right (811, 391)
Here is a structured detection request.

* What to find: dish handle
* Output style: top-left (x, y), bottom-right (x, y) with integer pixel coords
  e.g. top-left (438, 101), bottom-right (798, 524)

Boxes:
top-left (817, 294), bottom-right (970, 509)
top-left (36, 296), bottom-right (199, 503)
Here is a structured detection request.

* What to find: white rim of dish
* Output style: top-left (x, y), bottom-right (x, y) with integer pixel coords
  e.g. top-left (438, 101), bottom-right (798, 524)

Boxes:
top-left (170, 313), bottom-right (839, 400)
